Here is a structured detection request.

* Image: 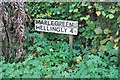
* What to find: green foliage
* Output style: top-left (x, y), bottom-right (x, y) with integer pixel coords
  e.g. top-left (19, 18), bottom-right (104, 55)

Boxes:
top-left (2, 2), bottom-right (120, 78)
top-left (1, 50), bottom-right (119, 78)
top-left (1, 31), bottom-right (119, 78)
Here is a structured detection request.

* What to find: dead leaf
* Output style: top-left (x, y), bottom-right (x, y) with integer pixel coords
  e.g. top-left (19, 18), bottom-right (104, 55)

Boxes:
top-left (109, 36), bottom-right (114, 42)
top-left (96, 10), bottom-right (101, 16)
top-left (76, 56), bottom-right (82, 63)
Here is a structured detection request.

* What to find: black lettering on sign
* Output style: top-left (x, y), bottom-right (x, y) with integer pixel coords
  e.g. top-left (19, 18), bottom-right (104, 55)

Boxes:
top-left (69, 22), bottom-right (74, 27)
top-left (35, 19), bottom-right (78, 35)
top-left (56, 27), bottom-right (60, 32)
top-left (66, 22), bottom-right (69, 27)
top-left (70, 28), bottom-right (74, 33)
top-left (36, 25), bottom-right (42, 30)
top-left (51, 21), bottom-right (54, 26)
top-left (61, 27), bottom-right (64, 32)
top-left (64, 28), bottom-right (67, 33)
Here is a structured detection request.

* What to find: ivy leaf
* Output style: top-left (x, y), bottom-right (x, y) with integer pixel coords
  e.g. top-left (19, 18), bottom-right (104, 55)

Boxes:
top-left (114, 37), bottom-right (120, 43)
top-left (106, 14), bottom-right (114, 19)
top-left (102, 11), bottom-right (106, 16)
top-left (71, 3), bottom-right (76, 7)
top-left (88, 5), bottom-right (92, 9)
top-left (117, 16), bottom-right (120, 23)
top-left (108, 9), bottom-right (115, 14)
top-left (104, 28), bottom-right (111, 34)
top-left (69, 9), bottom-right (73, 13)
top-left (94, 27), bottom-right (102, 34)
top-left (80, 15), bottom-right (90, 20)
top-left (37, 47), bottom-right (42, 52)
top-left (73, 9), bottom-right (78, 12)
top-left (57, 11), bottom-right (60, 14)
top-left (86, 20), bottom-right (95, 30)
top-left (36, 14), bottom-right (40, 18)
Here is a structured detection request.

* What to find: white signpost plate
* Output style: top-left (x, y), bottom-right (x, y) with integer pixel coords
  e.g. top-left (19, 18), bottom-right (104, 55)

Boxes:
top-left (35, 19), bottom-right (78, 35)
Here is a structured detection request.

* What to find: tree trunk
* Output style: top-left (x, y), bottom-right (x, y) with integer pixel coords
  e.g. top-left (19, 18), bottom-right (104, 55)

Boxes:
top-left (0, 2), bottom-right (4, 57)
top-left (1, 1), bottom-right (27, 61)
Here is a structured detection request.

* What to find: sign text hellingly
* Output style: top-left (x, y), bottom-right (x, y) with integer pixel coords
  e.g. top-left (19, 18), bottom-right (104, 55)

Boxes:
top-left (35, 19), bottom-right (78, 35)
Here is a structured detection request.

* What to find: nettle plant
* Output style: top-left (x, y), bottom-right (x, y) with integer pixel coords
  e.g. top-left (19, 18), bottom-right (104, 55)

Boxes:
top-left (1, 30), bottom-right (119, 78)
top-left (25, 30), bottom-right (78, 63)
top-left (1, 52), bottom-right (119, 78)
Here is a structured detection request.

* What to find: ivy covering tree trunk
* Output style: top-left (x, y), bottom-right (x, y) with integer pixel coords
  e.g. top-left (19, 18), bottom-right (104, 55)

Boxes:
top-left (0, 1), bottom-right (27, 61)
top-left (0, 2), bottom-right (4, 57)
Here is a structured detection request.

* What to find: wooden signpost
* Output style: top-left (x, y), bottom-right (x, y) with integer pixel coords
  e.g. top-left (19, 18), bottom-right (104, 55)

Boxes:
top-left (35, 19), bottom-right (78, 49)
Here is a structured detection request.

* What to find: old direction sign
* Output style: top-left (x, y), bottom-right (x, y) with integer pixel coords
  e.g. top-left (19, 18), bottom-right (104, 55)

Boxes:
top-left (35, 19), bottom-right (78, 35)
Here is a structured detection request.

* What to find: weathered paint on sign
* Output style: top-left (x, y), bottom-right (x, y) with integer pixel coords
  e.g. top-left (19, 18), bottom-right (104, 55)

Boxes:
top-left (35, 19), bottom-right (78, 35)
